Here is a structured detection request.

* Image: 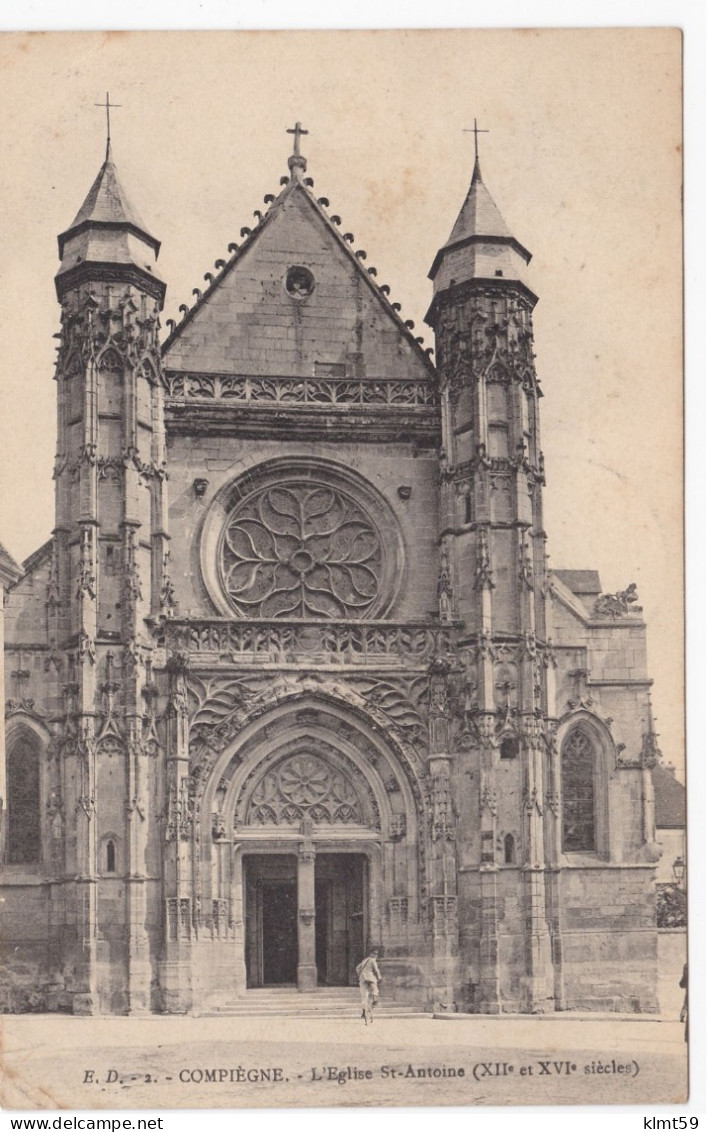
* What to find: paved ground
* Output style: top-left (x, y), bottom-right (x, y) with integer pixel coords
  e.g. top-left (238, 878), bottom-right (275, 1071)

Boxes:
top-left (0, 1014), bottom-right (688, 1110)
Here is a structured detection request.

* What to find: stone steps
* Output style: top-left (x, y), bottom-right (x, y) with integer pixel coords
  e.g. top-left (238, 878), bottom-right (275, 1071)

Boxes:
top-left (204, 987), bottom-right (426, 1017)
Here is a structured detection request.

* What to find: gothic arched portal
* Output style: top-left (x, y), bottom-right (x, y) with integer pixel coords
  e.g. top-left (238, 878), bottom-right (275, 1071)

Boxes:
top-left (188, 690), bottom-right (424, 995)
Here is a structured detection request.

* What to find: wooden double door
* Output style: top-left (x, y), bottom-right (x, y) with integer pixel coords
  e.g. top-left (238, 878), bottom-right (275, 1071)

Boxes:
top-left (244, 852), bottom-right (366, 987)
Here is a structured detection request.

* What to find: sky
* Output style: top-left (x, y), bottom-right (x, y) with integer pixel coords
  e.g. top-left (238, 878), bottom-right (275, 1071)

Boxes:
top-left (0, 28), bottom-right (684, 772)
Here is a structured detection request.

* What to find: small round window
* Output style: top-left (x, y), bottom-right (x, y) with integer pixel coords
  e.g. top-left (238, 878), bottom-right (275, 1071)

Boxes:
top-left (285, 266), bottom-right (315, 297)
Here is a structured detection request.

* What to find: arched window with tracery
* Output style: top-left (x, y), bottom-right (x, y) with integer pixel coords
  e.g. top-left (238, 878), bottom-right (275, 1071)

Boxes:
top-left (6, 733), bottom-right (41, 864)
top-left (561, 728), bottom-right (596, 852)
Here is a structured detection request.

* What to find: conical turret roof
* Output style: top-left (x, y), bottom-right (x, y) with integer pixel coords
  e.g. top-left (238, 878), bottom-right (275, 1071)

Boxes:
top-left (55, 142), bottom-right (164, 303)
top-left (444, 157), bottom-right (513, 247)
top-left (58, 142), bottom-right (159, 258)
top-left (428, 157), bottom-right (532, 295)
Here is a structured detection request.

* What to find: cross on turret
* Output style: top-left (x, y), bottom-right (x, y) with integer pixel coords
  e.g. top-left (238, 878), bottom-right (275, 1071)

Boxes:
top-left (94, 92), bottom-right (121, 160)
top-left (463, 117), bottom-right (489, 162)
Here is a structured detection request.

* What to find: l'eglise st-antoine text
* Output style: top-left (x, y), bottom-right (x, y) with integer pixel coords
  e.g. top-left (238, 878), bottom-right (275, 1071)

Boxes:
top-left (310, 1064), bottom-right (465, 1083)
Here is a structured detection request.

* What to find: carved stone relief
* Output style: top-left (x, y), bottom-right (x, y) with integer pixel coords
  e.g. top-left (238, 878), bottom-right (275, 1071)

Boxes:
top-left (592, 583), bottom-right (639, 619)
top-left (247, 752), bottom-right (364, 826)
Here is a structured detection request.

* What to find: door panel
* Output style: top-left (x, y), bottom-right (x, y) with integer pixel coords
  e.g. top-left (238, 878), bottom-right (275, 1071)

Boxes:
top-left (315, 879), bottom-right (330, 985)
top-left (243, 851), bottom-right (367, 989)
top-left (244, 854), bottom-right (298, 988)
top-left (314, 854), bottom-right (366, 986)
top-left (262, 882), bottom-right (297, 984)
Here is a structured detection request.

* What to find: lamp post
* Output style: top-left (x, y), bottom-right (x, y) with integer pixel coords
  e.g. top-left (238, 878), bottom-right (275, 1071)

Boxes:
top-left (672, 856), bottom-right (686, 891)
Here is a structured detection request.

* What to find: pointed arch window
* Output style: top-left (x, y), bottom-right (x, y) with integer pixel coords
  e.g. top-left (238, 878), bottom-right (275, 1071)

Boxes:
top-left (106, 839), bottom-right (116, 873)
top-left (561, 728), bottom-right (596, 852)
top-left (6, 734), bottom-right (41, 865)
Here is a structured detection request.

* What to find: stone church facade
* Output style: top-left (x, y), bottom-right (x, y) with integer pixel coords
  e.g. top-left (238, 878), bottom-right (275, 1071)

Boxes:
top-left (1, 128), bottom-right (663, 1015)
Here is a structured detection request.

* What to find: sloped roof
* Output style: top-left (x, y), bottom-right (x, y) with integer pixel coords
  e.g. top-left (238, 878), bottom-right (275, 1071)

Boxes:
top-left (20, 538), bottom-right (53, 579)
top-left (652, 763), bottom-right (686, 829)
top-left (0, 539), bottom-right (22, 586)
top-left (554, 570), bottom-right (602, 596)
top-left (548, 570), bottom-right (594, 624)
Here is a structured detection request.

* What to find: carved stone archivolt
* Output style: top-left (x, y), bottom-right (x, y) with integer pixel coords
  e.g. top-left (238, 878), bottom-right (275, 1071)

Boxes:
top-left (187, 674), bottom-right (263, 749)
top-left (179, 673), bottom-right (434, 867)
top-left (185, 671), bottom-right (430, 776)
top-left (349, 675), bottom-right (428, 745)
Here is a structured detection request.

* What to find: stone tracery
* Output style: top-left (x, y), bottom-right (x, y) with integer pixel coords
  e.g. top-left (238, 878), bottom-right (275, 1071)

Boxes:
top-left (247, 752), bottom-right (364, 825)
top-left (219, 480), bottom-right (384, 619)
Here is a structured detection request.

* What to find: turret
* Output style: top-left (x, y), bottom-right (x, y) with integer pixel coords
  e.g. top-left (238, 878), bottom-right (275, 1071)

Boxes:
top-left (425, 152), bottom-right (544, 636)
top-left (51, 135), bottom-right (169, 1014)
top-left (427, 144), bottom-right (553, 1013)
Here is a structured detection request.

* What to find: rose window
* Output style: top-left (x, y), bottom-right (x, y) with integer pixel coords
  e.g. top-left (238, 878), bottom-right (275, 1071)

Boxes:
top-left (219, 480), bottom-right (384, 618)
top-left (247, 754), bottom-right (363, 825)
top-left (279, 755), bottom-right (330, 805)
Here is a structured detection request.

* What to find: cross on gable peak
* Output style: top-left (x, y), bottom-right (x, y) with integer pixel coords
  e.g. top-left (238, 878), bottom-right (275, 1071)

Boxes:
top-left (286, 121), bottom-right (309, 178)
top-left (286, 121), bottom-right (309, 157)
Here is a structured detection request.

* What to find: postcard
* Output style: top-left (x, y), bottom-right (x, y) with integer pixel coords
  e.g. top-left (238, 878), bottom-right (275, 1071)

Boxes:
top-left (0, 27), bottom-right (687, 1110)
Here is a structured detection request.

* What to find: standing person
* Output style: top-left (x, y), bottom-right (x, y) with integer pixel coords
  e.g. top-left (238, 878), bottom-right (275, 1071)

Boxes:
top-left (357, 947), bottom-right (382, 1025)
top-left (679, 961), bottom-right (688, 1042)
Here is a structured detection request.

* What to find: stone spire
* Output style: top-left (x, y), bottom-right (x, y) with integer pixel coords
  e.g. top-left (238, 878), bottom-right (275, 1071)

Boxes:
top-left (428, 157), bottom-right (532, 297)
top-left (55, 142), bottom-right (164, 302)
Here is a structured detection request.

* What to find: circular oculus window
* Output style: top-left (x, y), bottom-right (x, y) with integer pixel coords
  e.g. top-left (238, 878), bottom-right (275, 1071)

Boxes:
top-left (285, 265), bottom-right (315, 297)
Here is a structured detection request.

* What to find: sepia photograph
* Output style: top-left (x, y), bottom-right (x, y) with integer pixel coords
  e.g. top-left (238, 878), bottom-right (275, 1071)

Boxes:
top-left (0, 25), bottom-right (690, 1112)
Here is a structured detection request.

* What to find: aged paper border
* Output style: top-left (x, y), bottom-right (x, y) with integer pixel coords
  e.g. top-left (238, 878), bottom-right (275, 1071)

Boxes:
top-left (0, 4), bottom-right (697, 1127)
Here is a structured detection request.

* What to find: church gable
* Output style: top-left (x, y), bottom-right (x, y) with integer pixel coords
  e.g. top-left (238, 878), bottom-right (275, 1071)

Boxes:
top-left (162, 181), bottom-right (433, 382)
